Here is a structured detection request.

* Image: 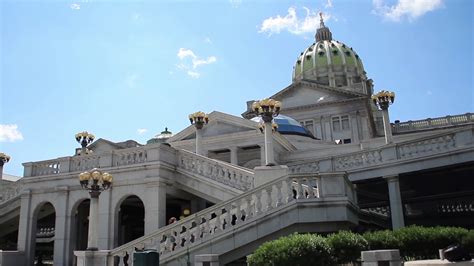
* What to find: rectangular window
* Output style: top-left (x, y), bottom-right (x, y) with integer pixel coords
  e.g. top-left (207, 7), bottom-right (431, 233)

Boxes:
top-left (300, 120), bottom-right (314, 135)
top-left (332, 115), bottom-right (350, 132)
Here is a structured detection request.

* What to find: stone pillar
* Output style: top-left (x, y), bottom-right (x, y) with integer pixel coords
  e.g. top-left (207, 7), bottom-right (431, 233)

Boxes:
top-left (254, 165), bottom-right (288, 187)
top-left (0, 162), bottom-right (3, 180)
top-left (362, 250), bottom-right (401, 266)
top-left (53, 186), bottom-right (70, 265)
top-left (350, 112), bottom-right (361, 143)
top-left (87, 195), bottom-right (100, 250)
top-left (75, 250), bottom-right (109, 266)
top-left (195, 128), bottom-right (203, 155)
top-left (17, 189), bottom-right (34, 265)
top-left (382, 109), bottom-right (393, 144)
top-left (195, 254), bottom-right (219, 266)
top-left (385, 175), bottom-right (405, 229)
top-left (229, 146), bottom-right (239, 165)
top-left (259, 145), bottom-right (265, 166)
top-left (264, 121), bottom-right (275, 165)
top-left (145, 181), bottom-right (167, 233)
top-left (97, 189), bottom-right (112, 249)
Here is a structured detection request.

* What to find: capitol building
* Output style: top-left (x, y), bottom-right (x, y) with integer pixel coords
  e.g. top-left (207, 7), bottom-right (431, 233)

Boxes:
top-left (0, 16), bottom-right (473, 266)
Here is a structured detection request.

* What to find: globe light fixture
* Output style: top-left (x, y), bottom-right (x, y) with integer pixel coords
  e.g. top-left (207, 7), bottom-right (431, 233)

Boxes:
top-left (252, 98), bottom-right (282, 166)
top-left (0, 152), bottom-right (11, 180)
top-left (75, 131), bottom-right (95, 155)
top-left (78, 168), bottom-right (112, 250)
top-left (372, 90), bottom-right (396, 144)
top-left (189, 111), bottom-right (209, 155)
top-left (372, 90), bottom-right (395, 110)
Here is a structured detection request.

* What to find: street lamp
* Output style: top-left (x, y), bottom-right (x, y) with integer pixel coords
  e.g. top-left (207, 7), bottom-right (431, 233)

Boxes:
top-left (0, 152), bottom-right (11, 180)
top-left (75, 131), bottom-right (95, 155)
top-left (78, 168), bottom-right (113, 250)
top-left (252, 98), bottom-right (281, 166)
top-left (372, 90), bottom-right (395, 144)
top-left (189, 111), bottom-right (209, 155)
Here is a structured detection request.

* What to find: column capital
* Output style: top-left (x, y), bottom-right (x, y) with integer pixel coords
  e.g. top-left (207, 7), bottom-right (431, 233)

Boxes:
top-left (384, 174), bottom-right (399, 182)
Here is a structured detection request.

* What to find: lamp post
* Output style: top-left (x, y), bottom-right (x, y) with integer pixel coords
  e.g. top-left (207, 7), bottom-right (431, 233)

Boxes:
top-left (372, 90), bottom-right (395, 144)
top-left (252, 98), bottom-right (281, 166)
top-left (78, 169), bottom-right (112, 250)
top-left (0, 152), bottom-right (11, 180)
top-left (75, 131), bottom-right (95, 155)
top-left (189, 111), bottom-right (209, 155)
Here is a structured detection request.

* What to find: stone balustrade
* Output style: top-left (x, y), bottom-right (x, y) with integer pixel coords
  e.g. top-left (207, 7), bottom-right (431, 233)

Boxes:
top-left (0, 182), bottom-right (22, 206)
top-left (108, 172), bottom-right (354, 264)
top-left (23, 144), bottom-right (176, 177)
top-left (392, 113), bottom-right (473, 134)
top-left (288, 127), bottom-right (472, 173)
top-left (36, 227), bottom-right (55, 238)
top-left (177, 149), bottom-right (255, 191)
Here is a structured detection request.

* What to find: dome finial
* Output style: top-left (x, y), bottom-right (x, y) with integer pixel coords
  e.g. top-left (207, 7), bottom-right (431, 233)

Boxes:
top-left (319, 12), bottom-right (325, 28)
top-left (315, 12), bottom-right (332, 42)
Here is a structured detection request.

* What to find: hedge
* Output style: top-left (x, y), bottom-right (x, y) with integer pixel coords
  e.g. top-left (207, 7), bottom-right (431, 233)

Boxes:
top-left (248, 226), bottom-right (471, 265)
top-left (247, 233), bottom-right (334, 266)
top-left (327, 231), bottom-right (368, 264)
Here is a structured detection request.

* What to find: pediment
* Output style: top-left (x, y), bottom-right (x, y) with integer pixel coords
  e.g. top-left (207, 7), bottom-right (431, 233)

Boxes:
top-left (169, 111), bottom-right (258, 142)
top-left (271, 81), bottom-right (363, 110)
top-left (88, 139), bottom-right (121, 153)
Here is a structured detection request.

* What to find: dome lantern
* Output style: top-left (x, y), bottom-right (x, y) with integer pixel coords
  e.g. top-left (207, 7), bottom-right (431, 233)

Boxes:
top-left (315, 12), bottom-right (332, 42)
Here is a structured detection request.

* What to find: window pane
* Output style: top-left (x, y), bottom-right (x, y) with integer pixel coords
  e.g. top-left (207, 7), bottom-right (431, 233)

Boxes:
top-left (342, 118), bottom-right (350, 130)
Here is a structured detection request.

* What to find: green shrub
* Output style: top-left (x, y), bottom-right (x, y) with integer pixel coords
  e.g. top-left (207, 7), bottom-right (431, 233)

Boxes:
top-left (394, 226), bottom-right (468, 260)
top-left (363, 230), bottom-right (400, 250)
top-left (247, 233), bottom-right (335, 266)
top-left (462, 230), bottom-right (474, 253)
top-left (327, 231), bottom-right (368, 264)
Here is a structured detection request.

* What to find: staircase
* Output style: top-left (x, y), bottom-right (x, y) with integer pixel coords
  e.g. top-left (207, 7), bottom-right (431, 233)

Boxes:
top-left (175, 150), bottom-right (254, 202)
top-left (108, 172), bottom-right (358, 265)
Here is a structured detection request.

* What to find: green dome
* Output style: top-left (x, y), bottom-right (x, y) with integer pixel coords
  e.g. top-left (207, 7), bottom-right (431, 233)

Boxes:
top-left (292, 14), bottom-right (367, 89)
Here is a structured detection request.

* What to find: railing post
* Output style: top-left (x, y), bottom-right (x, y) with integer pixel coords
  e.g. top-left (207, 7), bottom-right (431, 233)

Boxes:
top-left (22, 162), bottom-right (33, 177)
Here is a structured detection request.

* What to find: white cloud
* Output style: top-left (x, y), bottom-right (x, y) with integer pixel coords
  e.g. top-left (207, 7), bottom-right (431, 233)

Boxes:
top-left (70, 3), bottom-right (81, 10)
top-left (229, 0), bottom-right (242, 8)
top-left (137, 128), bottom-right (148, 135)
top-left (126, 73), bottom-right (139, 89)
top-left (325, 0), bottom-right (333, 9)
top-left (187, 71), bottom-right (200, 78)
top-left (204, 37), bottom-right (213, 44)
top-left (177, 48), bottom-right (197, 60)
top-left (192, 56), bottom-right (217, 68)
top-left (372, 0), bottom-right (443, 22)
top-left (259, 7), bottom-right (331, 35)
top-left (176, 48), bottom-right (217, 78)
top-left (0, 124), bottom-right (24, 142)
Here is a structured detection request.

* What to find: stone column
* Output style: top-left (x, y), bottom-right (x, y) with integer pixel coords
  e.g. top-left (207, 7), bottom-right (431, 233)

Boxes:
top-left (87, 195), bottom-right (100, 250)
top-left (259, 145), bottom-right (265, 166)
top-left (264, 121), bottom-right (275, 165)
top-left (97, 189), bottom-right (112, 249)
top-left (195, 127), bottom-right (203, 155)
top-left (382, 109), bottom-right (393, 144)
top-left (229, 146), bottom-right (239, 165)
top-left (17, 190), bottom-right (34, 265)
top-left (145, 181), bottom-right (167, 233)
top-left (385, 175), bottom-right (405, 229)
top-left (54, 186), bottom-right (70, 265)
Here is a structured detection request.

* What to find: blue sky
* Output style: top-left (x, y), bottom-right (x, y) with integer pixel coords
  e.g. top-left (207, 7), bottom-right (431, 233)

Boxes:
top-left (1, 0), bottom-right (472, 178)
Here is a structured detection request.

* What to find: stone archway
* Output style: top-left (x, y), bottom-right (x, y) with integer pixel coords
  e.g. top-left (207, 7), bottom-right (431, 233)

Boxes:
top-left (68, 198), bottom-right (90, 265)
top-left (32, 202), bottom-right (56, 265)
top-left (116, 195), bottom-right (145, 247)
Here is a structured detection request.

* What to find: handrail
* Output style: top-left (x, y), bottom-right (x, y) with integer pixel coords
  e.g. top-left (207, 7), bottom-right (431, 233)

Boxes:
top-left (392, 113), bottom-right (473, 133)
top-left (108, 172), bottom-right (352, 263)
top-left (177, 149), bottom-right (255, 191)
